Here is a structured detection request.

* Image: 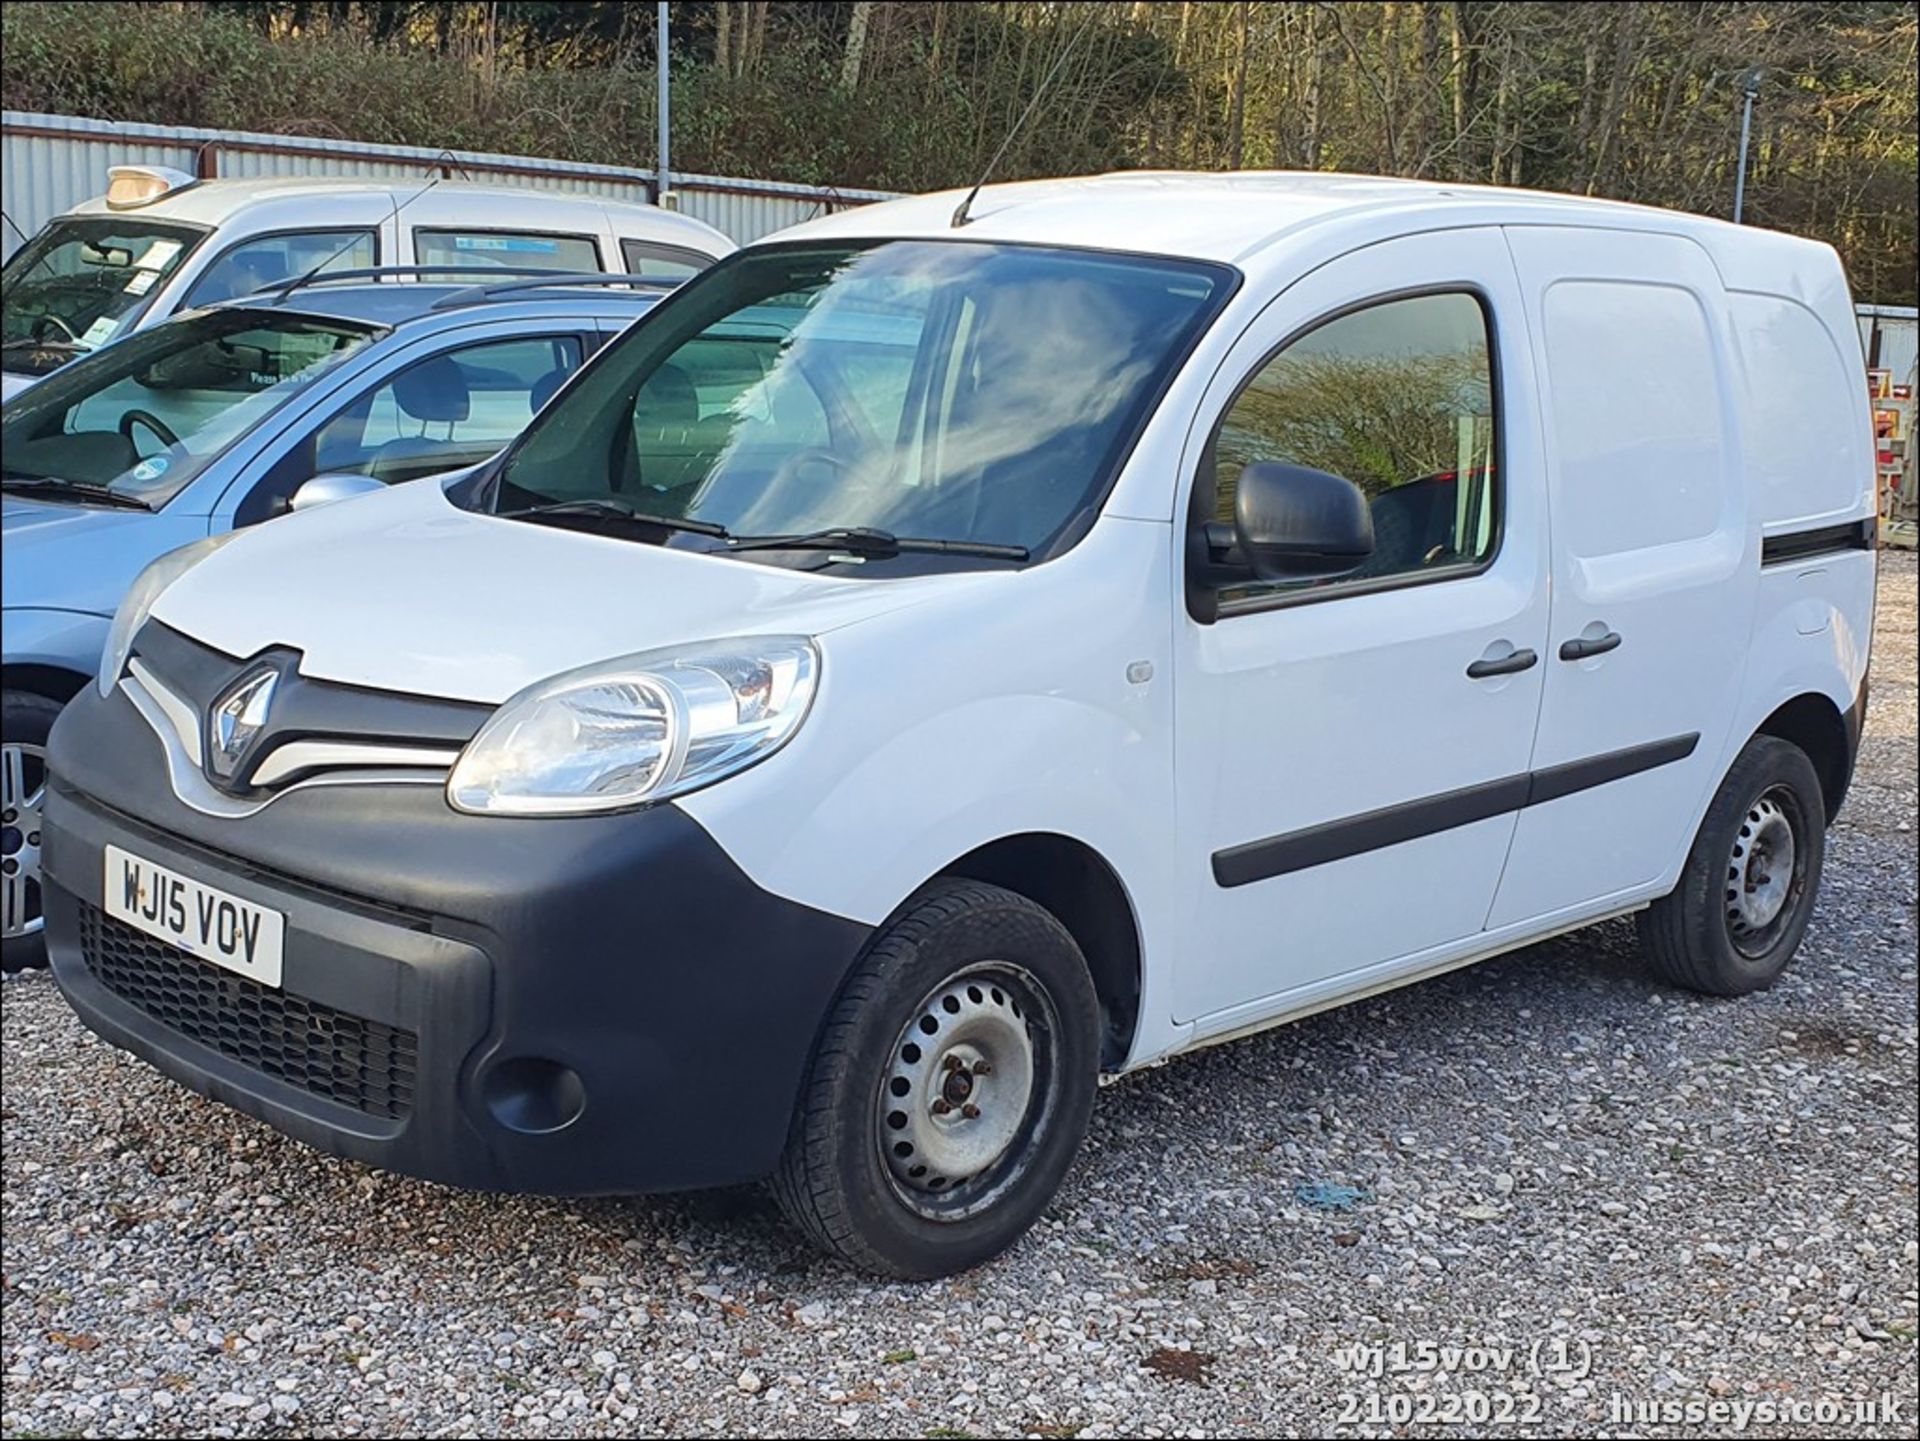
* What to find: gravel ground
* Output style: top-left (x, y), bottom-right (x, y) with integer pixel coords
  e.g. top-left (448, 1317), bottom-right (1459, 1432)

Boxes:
top-left (3, 556), bottom-right (1915, 1441)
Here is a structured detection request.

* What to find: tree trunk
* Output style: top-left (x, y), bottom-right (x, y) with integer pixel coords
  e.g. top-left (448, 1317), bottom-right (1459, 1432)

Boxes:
top-left (1448, 1), bottom-right (1469, 160)
top-left (927, 2), bottom-right (945, 84)
top-left (1411, 0), bottom-right (1440, 174)
top-left (1573, 20), bottom-right (1600, 158)
top-left (1586, 4), bottom-right (1645, 194)
top-left (1226, 0), bottom-right (1250, 168)
top-left (1382, 1), bottom-right (1402, 171)
top-left (841, 1), bottom-right (874, 91)
top-left (1489, 29), bottom-right (1513, 183)
top-left (715, 1), bottom-right (732, 77)
top-left (744, 2), bottom-right (770, 77)
top-left (483, 0), bottom-right (498, 97)
top-left (1302, 3), bottom-right (1323, 170)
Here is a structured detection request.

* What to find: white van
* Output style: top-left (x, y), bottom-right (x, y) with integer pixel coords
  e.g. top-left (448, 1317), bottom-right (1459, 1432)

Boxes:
top-left (37, 173), bottom-right (1876, 1278)
top-left (1, 169), bottom-right (734, 397)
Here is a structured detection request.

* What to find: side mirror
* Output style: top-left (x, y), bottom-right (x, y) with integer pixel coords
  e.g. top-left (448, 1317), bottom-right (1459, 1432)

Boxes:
top-left (1230, 461), bottom-right (1374, 581)
top-left (289, 473), bottom-right (385, 513)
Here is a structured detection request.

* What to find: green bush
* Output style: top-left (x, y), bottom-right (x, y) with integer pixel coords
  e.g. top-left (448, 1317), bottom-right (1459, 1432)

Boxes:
top-left (0, 1), bottom-right (1149, 188)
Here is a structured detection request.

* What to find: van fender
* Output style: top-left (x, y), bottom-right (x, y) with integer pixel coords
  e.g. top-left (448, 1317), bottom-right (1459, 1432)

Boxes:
top-left (681, 689), bottom-right (1171, 932)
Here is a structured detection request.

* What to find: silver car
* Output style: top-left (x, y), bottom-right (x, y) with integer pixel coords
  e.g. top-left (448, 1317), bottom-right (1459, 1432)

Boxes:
top-left (2, 270), bottom-right (665, 967)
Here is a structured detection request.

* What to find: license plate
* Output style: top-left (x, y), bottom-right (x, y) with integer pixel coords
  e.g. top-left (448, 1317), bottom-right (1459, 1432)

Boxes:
top-left (103, 845), bottom-right (285, 988)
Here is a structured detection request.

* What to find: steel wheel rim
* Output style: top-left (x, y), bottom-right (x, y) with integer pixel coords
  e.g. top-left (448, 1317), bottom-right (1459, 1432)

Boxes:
top-left (2, 740), bottom-right (48, 942)
top-left (876, 962), bottom-right (1059, 1221)
top-left (1725, 785), bottom-right (1805, 957)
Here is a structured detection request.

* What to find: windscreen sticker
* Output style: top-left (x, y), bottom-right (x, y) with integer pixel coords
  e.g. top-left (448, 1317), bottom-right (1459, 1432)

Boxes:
top-left (79, 317), bottom-right (119, 347)
top-left (136, 238), bottom-right (183, 270)
top-left (130, 455), bottom-right (171, 481)
top-left (123, 269), bottom-right (160, 295)
top-left (452, 235), bottom-right (560, 254)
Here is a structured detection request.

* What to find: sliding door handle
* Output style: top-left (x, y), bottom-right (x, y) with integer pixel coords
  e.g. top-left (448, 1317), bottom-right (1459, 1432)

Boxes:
top-left (1467, 647), bottom-right (1538, 679)
top-left (1559, 630), bottom-right (1622, 662)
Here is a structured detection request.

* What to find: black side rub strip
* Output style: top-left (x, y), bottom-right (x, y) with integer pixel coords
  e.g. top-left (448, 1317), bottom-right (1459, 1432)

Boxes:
top-left (1762, 517), bottom-right (1875, 567)
top-left (1527, 733), bottom-right (1698, 805)
top-left (1212, 733), bottom-right (1700, 888)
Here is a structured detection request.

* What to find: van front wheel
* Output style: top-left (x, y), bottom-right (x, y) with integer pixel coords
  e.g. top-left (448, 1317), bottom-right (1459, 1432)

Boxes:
top-left (1637, 735), bottom-right (1826, 996)
top-left (772, 880), bottom-right (1100, 1278)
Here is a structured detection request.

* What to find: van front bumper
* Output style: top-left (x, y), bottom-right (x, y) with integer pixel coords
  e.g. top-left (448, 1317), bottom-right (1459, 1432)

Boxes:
top-left (41, 683), bottom-right (871, 1196)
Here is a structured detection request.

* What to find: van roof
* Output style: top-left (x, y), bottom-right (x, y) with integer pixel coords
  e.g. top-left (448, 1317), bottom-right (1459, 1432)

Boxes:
top-left (774, 170), bottom-right (1833, 285)
top-left (67, 175), bottom-right (732, 251)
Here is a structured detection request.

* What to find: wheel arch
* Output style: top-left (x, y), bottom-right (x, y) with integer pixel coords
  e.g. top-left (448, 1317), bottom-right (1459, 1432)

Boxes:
top-left (2, 663), bottom-right (91, 706)
top-left (933, 832), bottom-right (1143, 1071)
top-left (1755, 690), bottom-right (1856, 823)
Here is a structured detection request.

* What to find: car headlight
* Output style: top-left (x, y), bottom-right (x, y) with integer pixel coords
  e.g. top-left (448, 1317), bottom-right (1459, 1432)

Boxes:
top-left (98, 532), bottom-right (243, 696)
top-left (447, 637), bottom-right (819, 816)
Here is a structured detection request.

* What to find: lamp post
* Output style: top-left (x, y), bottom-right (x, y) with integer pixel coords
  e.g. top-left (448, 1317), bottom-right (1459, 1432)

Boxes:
top-left (656, 2), bottom-right (673, 209)
top-left (1733, 66), bottom-right (1765, 224)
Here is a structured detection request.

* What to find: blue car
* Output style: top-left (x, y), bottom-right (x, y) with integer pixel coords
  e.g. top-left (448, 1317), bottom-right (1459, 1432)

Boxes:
top-left (2, 270), bottom-right (665, 967)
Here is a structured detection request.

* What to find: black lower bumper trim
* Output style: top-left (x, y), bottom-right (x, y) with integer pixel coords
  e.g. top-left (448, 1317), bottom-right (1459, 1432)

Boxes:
top-left (43, 680), bottom-right (873, 1195)
top-left (77, 901), bottom-right (420, 1120)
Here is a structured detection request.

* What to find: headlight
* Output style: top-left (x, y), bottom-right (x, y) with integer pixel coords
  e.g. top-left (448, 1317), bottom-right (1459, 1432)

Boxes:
top-left (98, 532), bottom-right (243, 696)
top-left (447, 637), bottom-right (819, 816)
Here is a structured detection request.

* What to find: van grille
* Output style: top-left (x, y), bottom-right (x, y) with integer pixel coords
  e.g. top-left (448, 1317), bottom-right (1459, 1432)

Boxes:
top-left (77, 903), bottom-right (417, 1120)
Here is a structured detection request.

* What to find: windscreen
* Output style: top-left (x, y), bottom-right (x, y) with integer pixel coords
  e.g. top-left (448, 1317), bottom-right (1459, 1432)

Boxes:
top-left (2, 217), bottom-right (207, 373)
top-left (492, 240), bottom-right (1231, 567)
top-left (1, 307), bottom-right (376, 508)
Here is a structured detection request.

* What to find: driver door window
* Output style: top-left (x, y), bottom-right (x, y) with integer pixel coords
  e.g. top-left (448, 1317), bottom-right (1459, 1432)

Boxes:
top-left (237, 332), bottom-right (584, 524)
top-left (619, 239), bottom-right (714, 282)
top-left (1207, 291), bottom-right (1499, 603)
top-left (312, 333), bottom-right (584, 486)
top-left (186, 230), bottom-right (377, 306)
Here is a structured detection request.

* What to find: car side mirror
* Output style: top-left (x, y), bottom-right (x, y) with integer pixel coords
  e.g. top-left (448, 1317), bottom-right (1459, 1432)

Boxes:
top-left (1230, 461), bottom-right (1375, 581)
top-left (289, 473), bottom-right (385, 513)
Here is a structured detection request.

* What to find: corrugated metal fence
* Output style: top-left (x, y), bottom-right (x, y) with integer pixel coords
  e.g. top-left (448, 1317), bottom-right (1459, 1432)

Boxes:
top-left (1858, 305), bottom-right (1920, 392)
top-left (1, 109), bottom-right (897, 255)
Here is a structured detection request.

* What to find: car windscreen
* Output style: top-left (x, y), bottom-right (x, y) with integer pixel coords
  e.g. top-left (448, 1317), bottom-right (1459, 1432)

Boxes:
top-left (1, 217), bottom-right (208, 374)
top-left (1, 307), bottom-right (378, 508)
top-left (488, 240), bottom-right (1233, 570)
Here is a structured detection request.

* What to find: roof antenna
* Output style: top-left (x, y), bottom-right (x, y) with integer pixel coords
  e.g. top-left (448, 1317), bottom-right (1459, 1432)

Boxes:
top-left (267, 173), bottom-right (442, 301)
top-left (952, 13), bottom-right (1096, 228)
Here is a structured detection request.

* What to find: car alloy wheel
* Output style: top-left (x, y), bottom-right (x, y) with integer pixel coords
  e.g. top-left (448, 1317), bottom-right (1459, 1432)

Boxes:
top-left (1, 740), bottom-right (47, 943)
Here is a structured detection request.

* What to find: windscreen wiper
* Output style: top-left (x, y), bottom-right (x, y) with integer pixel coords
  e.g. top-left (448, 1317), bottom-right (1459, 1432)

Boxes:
top-left (1, 475), bottom-right (154, 511)
top-left (493, 495), bottom-right (732, 539)
top-left (724, 526), bottom-right (1030, 561)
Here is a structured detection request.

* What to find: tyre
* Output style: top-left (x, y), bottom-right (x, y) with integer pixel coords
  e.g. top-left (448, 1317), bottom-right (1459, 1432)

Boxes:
top-left (2, 689), bottom-right (62, 974)
top-left (1637, 734), bottom-right (1826, 996)
top-left (772, 879), bottom-right (1101, 1278)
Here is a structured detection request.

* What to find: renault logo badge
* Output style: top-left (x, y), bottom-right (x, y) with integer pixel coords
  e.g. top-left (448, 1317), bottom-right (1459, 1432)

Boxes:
top-left (206, 666), bottom-right (278, 782)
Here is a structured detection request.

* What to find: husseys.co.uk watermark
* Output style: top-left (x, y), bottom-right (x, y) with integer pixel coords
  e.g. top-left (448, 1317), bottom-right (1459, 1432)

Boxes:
top-left (1609, 1394), bottom-right (1906, 1431)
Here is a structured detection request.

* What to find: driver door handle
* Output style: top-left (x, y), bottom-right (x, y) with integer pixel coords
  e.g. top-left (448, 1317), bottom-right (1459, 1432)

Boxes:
top-left (1466, 647), bottom-right (1538, 680)
top-left (1559, 630), bottom-right (1623, 661)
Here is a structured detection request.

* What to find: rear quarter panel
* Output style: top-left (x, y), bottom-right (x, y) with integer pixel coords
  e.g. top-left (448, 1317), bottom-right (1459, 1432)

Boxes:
top-left (1699, 241), bottom-right (1875, 861)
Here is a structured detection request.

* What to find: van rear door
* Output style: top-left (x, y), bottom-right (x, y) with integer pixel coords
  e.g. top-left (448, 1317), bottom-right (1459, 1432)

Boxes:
top-left (1486, 227), bottom-right (1755, 929)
